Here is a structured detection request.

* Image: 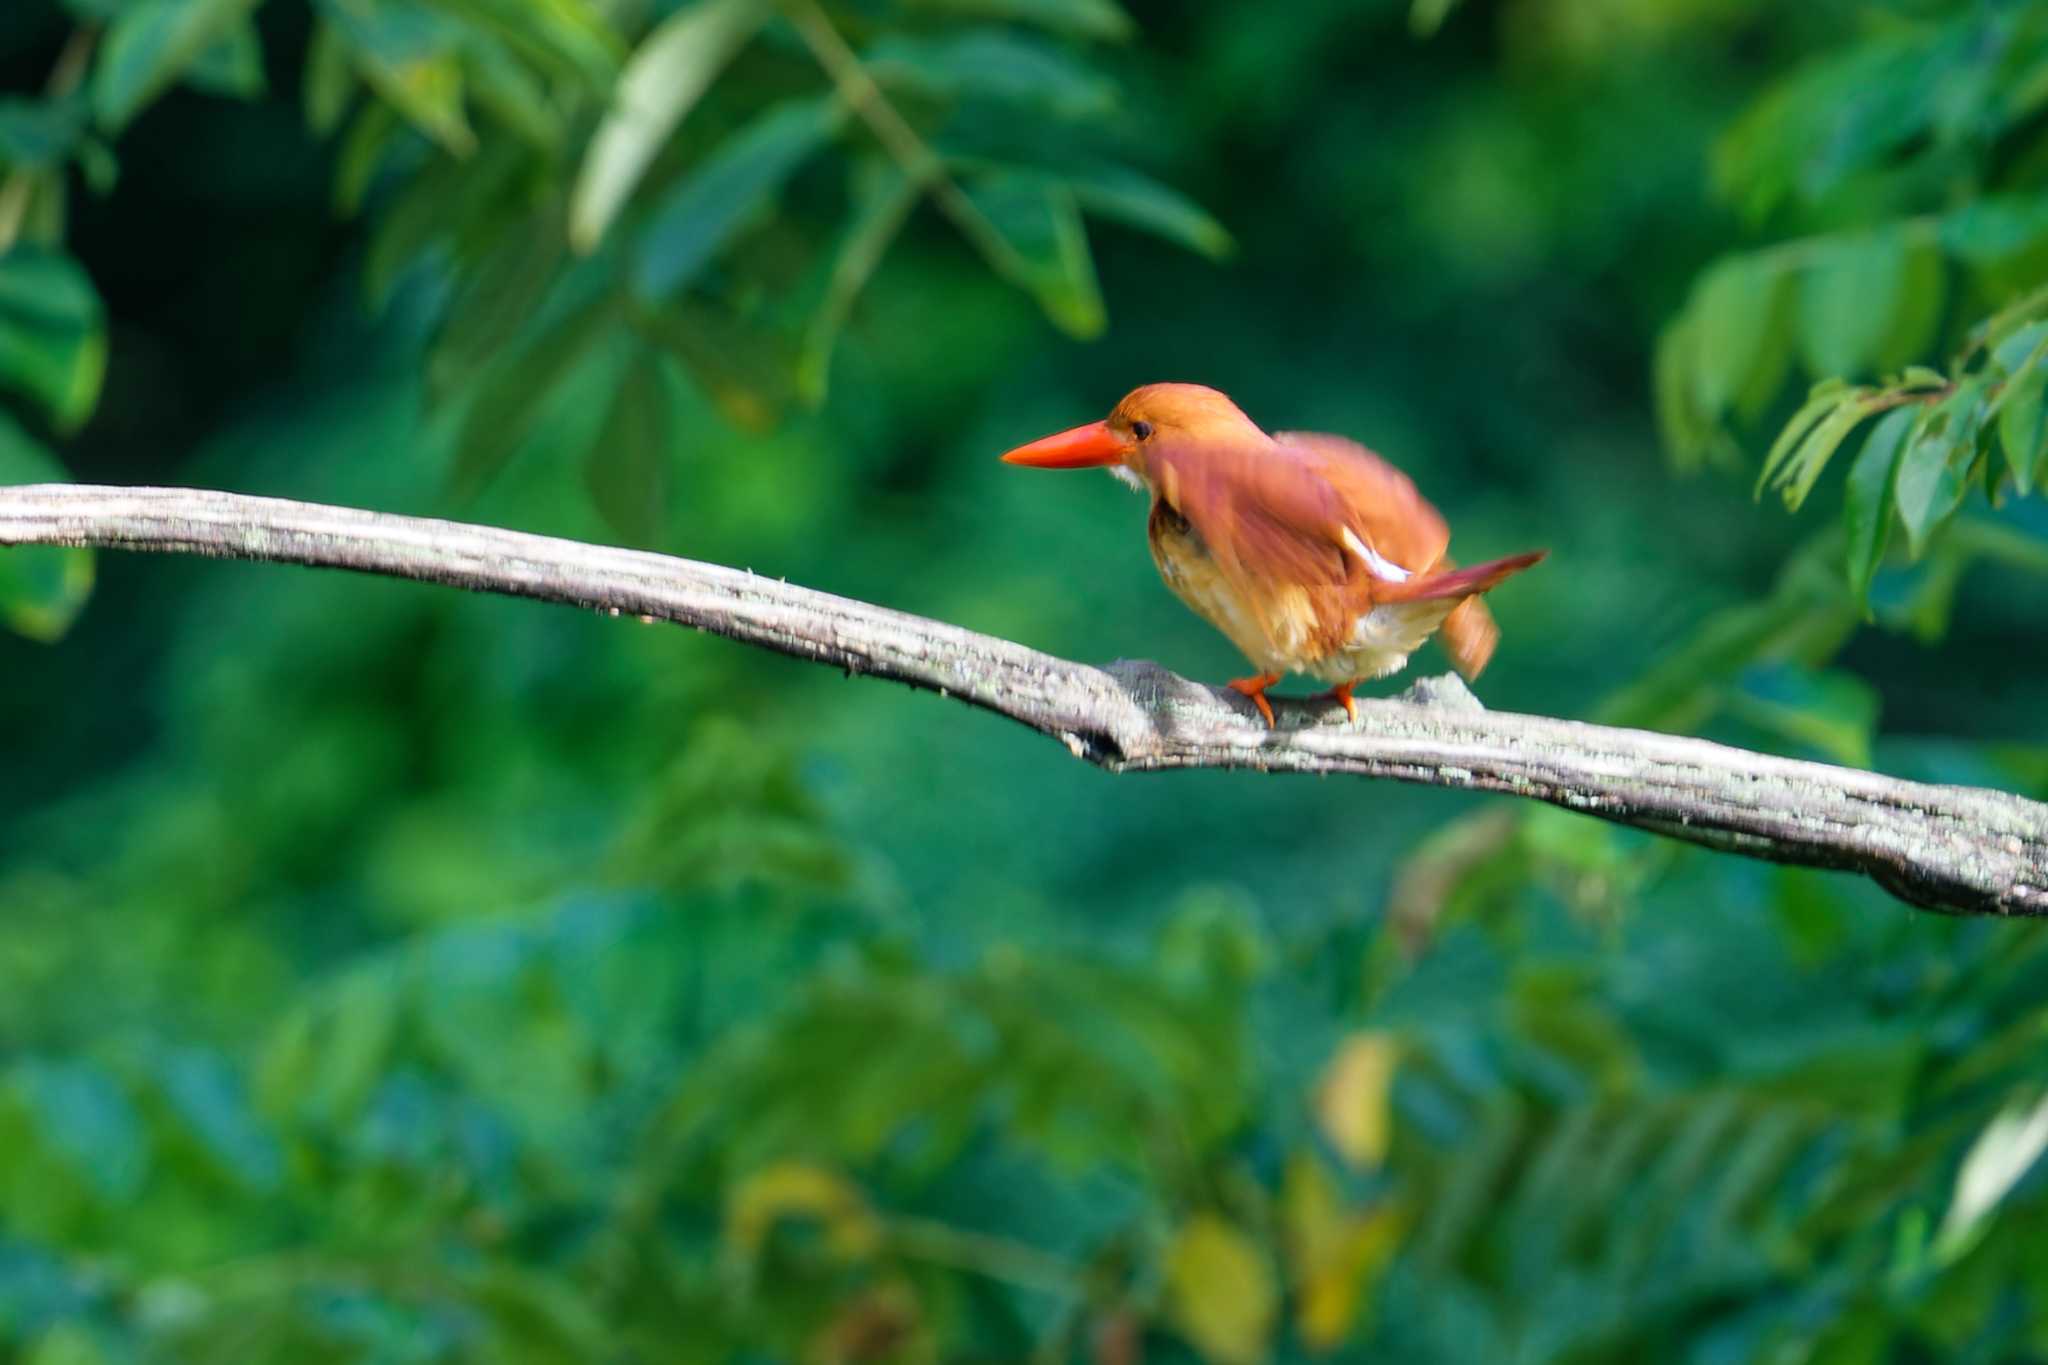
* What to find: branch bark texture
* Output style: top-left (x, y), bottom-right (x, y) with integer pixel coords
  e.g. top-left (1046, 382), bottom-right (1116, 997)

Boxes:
top-left (3, 484), bottom-right (2044, 917)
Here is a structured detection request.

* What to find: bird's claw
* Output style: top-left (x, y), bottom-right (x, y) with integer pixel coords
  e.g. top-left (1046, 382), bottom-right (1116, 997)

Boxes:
top-left (1226, 672), bottom-right (1282, 728)
top-left (1310, 682), bottom-right (1359, 724)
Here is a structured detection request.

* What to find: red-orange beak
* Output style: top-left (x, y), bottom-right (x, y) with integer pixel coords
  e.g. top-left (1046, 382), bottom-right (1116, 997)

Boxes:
top-left (999, 420), bottom-right (1131, 469)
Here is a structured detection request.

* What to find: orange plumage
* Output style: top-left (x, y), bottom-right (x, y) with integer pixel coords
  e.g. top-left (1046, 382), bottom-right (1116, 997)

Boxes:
top-left (1000, 383), bottom-right (1545, 725)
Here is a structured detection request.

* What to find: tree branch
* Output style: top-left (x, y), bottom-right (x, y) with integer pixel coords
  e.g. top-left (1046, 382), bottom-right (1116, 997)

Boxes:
top-left (3, 483), bottom-right (2043, 917)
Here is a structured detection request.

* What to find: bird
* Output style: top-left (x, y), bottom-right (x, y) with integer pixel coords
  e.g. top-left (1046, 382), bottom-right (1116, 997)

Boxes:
top-left (998, 383), bottom-right (1546, 728)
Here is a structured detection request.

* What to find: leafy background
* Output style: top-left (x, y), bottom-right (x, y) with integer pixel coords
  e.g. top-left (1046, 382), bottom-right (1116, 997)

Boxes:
top-left (3, 0), bottom-right (2048, 1361)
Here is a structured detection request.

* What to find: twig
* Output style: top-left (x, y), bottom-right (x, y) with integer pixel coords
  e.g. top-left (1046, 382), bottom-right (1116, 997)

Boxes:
top-left (2, 483), bottom-right (2044, 916)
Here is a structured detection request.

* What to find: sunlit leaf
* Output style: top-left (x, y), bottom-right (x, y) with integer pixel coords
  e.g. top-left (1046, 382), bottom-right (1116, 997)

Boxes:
top-left (1165, 1213), bottom-right (1276, 1365)
top-left (725, 1162), bottom-right (881, 1265)
top-left (94, 0), bottom-right (260, 131)
top-left (1281, 1152), bottom-right (1405, 1351)
top-left (583, 349), bottom-right (672, 547)
top-left (570, 0), bottom-right (771, 253)
top-left (0, 247), bottom-right (105, 433)
top-left (0, 414), bottom-right (92, 642)
top-left (1935, 1091), bottom-right (2048, 1265)
top-left (633, 97), bottom-right (843, 299)
top-left (1314, 1032), bottom-right (1398, 1169)
top-left (1844, 405), bottom-right (1915, 604)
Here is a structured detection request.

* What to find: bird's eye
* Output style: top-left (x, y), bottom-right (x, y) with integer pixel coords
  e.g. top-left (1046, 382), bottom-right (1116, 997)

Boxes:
top-left (1131, 420), bottom-right (1153, 441)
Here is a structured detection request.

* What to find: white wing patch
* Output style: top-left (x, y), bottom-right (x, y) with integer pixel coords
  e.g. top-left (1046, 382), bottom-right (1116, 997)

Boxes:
top-left (1341, 527), bottom-right (1411, 582)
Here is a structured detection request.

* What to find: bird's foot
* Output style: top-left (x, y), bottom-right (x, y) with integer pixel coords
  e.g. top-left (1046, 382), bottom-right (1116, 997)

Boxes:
top-left (1309, 681), bottom-right (1359, 724)
top-left (1226, 672), bottom-right (1282, 728)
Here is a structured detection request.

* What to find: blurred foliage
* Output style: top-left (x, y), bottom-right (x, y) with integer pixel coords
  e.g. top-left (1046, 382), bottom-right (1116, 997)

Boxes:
top-left (1658, 0), bottom-right (2048, 609)
top-left (0, 0), bottom-right (1228, 573)
top-left (3, 0), bottom-right (2048, 1362)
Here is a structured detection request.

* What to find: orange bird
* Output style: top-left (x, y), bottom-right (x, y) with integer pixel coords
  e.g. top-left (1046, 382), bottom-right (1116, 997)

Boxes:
top-left (999, 383), bottom-right (1546, 727)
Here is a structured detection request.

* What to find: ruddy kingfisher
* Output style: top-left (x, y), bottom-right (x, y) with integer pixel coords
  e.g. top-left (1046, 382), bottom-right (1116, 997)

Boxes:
top-left (999, 383), bottom-right (1546, 727)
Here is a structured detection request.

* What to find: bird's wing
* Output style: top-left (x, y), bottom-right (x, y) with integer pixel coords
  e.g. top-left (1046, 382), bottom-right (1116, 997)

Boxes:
top-left (1150, 431), bottom-right (1453, 658)
top-left (1270, 431), bottom-right (1451, 580)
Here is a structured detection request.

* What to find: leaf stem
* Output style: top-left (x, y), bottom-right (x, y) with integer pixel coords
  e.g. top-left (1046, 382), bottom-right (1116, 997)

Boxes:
top-left (776, 0), bottom-right (1039, 290)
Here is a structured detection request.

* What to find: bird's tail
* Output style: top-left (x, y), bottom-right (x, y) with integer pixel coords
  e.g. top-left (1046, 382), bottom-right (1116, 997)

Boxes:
top-left (1380, 550), bottom-right (1547, 681)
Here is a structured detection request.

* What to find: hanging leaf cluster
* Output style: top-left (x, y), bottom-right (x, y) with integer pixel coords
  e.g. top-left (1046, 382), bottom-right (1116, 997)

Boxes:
top-left (0, 0), bottom-right (1228, 595)
top-left (1656, 1), bottom-right (2048, 607)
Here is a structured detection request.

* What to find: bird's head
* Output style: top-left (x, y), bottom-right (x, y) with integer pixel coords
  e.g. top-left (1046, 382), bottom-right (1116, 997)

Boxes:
top-left (998, 383), bottom-right (1264, 488)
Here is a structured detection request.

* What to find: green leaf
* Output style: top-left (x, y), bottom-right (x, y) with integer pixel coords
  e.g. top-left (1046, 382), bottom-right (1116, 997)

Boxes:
top-left (0, 248), bottom-right (106, 433)
top-left (798, 163), bottom-right (918, 404)
top-left (1939, 195), bottom-right (2048, 268)
top-left (1165, 1213), bottom-right (1277, 1365)
top-left (634, 300), bottom-right (789, 432)
top-left (1872, 236), bottom-right (1944, 372)
top-left (868, 30), bottom-right (1119, 119)
top-left (1690, 254), bottom-right (1788, 418)
top-left (464, 31), bottom-right (563, 151)
top-left (15, 1060), bottom-right (147, 1202)
top-left (1062, 161), bottom-right (1233, 260)
top-left (570, 0), bottom-right (770, 253)
top-left (431, 0), bottom-right (621, 90)
top-left (963, 168), bottom-right (1104, 338)
top-left (24, 1323), bottom-right (111, 1365)
top-left (583, 349), bottom-right (672, 547)
top-left (1999, 364), bottom-right (2046, 497)
top-left (1755, 385), bottom-right (1850, 496)
top-left (633, 97), bottom-right (843, 299)
top-left (318, 0), bottom-right (477, 156)
top-left (332, 98), bottom-right (399, 213)
top-left (428, 209), bottom-right (566, 404)
top-left (451, 292), bottom-right (614, 494)
top-left (1896, 383), bottom-right (1987, 556)
top-left (94, 0), bottom-right (261, 131)
top-left (0, 413), bottom-right (93, 642)
top-left (1844, 405), bottom-right (1916, 605)
top-left (303, 18), bottom-right (356, 134)
top-left (1654, 314), bottom-right (1714, 470)
top-left (1774, 394), bottom-right (1875, 511)
top-left (0, 100), bottom-right (86, 172)
top-left (182, 14), bottom-right (266, 100)
top-left (1797, 229), bottom-right (1907, 378)
top-left (897, 0), bottom-right (1134, 40)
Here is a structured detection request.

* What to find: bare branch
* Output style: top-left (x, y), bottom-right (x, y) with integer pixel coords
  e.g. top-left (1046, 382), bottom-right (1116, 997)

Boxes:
top-left (3, 483), bottom-right (2043, 916)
